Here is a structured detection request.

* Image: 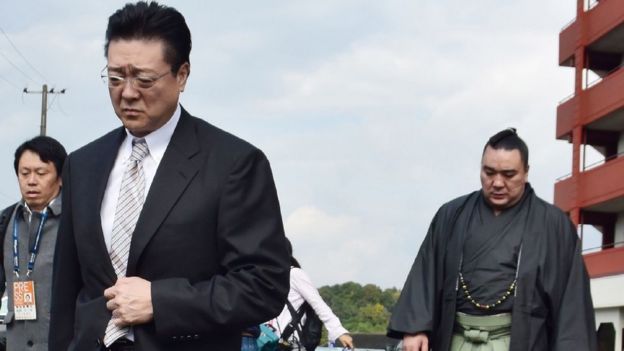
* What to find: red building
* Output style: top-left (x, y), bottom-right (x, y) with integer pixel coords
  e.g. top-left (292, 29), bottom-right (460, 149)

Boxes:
top-left (556, 0), bottom-right (624, 349)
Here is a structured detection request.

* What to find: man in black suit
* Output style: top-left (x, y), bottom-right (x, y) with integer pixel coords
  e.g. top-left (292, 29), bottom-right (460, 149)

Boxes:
top-left (49, 2), bottom-right (290, 350)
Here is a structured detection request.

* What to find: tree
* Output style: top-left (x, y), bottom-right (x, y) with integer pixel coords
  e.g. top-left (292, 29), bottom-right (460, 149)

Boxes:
top-left (318, 282), bottom-right (400, 335)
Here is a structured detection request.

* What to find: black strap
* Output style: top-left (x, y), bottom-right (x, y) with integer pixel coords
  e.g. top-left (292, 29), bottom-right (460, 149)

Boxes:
top-left (0, 204), bottom-right (18, 277)
top-left (281, 301), bottom-right (306, 342)
top-left (0, 204), bottom-right (17, 308)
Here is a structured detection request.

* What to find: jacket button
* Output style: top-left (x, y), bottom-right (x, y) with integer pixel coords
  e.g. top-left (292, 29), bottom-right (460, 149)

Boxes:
top-left (193, 334), bottom-right (200, 340)
top-left (27, 340), bottom-right (34, 347)
top-left (172, 336), bottom-right (178, 340)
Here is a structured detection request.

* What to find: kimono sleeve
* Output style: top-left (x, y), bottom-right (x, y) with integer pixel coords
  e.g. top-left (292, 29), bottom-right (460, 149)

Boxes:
top-left (387, 209), bottom-right (444, 338)
top-left (552, 218), bottom-right (597, 351)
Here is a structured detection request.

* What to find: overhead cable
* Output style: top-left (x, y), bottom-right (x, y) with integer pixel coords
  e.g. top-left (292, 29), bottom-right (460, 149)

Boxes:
top-left (0, 50), bottom-right (37, 84)
top-left (0, 73), bottom-right (19, 89)
top-left (0, 26), bottom-right (48, 82)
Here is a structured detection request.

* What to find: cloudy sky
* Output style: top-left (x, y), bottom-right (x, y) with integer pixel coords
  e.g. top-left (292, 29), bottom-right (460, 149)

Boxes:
top-left (0, 1), bottom-right (587, 288)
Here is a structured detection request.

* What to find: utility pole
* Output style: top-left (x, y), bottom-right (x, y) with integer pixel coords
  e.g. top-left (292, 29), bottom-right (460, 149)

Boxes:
top-left (23, 84), bottom-right (66, 136)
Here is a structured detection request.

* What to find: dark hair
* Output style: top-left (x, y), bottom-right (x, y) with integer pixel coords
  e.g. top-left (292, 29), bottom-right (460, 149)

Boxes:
top-left (483, 128), bottom-right (529, 170)
top-left (14, 136), bottom-right (67, 176)
top-left (285, 239), bottom-right (302, 268)
top-left (104, 1), bottom-right (192, 74)
top-left (291, 256), bottom-right (301, 269)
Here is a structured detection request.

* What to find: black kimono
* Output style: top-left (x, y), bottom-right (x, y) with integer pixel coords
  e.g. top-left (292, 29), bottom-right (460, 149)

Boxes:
top-left (388, 184), bottom-right (597, 351)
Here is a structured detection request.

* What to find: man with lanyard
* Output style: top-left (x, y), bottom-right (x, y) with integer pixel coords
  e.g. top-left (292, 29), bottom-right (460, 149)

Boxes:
top-left (0, 136), bottom-right (67, 351)
top-left (388, 128), bottom-right (597, 351)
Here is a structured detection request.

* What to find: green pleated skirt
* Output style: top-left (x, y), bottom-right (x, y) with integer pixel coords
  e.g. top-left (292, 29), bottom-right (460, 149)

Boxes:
top-left (450, 312), bottom-right (512, 351)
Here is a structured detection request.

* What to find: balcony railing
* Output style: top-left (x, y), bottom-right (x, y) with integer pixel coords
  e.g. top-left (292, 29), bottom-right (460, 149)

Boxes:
top-left (556, 150), bottom-right (624, 182)
top-left (559, 0), bottom-right (600, 32)
top-left (560, 16), bottom-right (577, 32)
top-left (582, 245), bottom-right (624, 278)
top-left (558, 92), bottom-right (575, 105)
top-left (558, 64), bottom-right (624, 106)
top-left (583, 150), bottom-right (624, 171)
top-left (585, 0), bottom-right (600, 12)
top-left (584, 64), bottom-right (623, 90)
top-left (582, 240), bottom-right (624, 254)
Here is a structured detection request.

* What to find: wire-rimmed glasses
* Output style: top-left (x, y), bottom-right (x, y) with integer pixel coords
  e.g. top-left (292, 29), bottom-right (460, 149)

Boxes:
top-left (100, 66), bottom-right (170, 89)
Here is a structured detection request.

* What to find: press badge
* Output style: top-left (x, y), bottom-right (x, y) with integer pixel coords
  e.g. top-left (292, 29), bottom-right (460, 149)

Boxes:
top-left (13, 280), bottom-right (37, 320)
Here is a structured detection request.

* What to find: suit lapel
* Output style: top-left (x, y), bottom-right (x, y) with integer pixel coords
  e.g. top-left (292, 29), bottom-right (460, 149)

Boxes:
top-left (87, 128), bottom-right (126, 281)
top-left (126, 110), bottom-right (201, 275)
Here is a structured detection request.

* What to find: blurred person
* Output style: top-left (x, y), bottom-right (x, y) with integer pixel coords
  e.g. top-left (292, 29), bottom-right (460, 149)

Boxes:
top-left (388, 128), bottom-right (597, 351)
top-left (270, 246), bottom-right (354, 350)
top-left (240, 325), bottom-right (260, 351)
top-left (0, 136), bottom-right (66, 350)
top-left (48, 2), bottom-right (290, 350)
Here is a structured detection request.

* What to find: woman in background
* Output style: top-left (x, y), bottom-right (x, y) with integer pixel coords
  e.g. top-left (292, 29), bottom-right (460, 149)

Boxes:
top-left (272, 252), bottom-right (355, 350)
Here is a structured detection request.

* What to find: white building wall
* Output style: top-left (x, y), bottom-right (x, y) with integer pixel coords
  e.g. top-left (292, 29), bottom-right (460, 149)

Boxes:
top-left (592, 275), bottom-right (624, 351)
top-left (592, 275), bottom-right (624, 308)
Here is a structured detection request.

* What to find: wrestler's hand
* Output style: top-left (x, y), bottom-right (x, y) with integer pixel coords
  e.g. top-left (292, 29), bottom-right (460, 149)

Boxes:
top-left (402, 332), bottom-right (428, 351)
top-left (104, 276), bottom-right (153, 326)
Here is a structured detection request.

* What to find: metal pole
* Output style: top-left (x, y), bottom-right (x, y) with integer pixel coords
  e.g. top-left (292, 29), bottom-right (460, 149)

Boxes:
top-left (24, 84), bottom-right (65, 135)
top-left (40, 84), bottom-right (48, 136)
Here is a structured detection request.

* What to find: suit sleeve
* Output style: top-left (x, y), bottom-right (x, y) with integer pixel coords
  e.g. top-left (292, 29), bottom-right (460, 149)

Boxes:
top-left (552, 217), bottom-right (597, 351)
top-left (151, 148), bottom-right (290, 335)
top-left (49, 156), bottom-right (84, 351)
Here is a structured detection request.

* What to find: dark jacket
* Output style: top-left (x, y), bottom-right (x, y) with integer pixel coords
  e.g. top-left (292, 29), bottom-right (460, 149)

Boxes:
top-left (1, 198), bottom-right (61, 351)
top-left (388, 185), bottom-right (597, 351)
top-left (49, 109), bottom-right (291, 351)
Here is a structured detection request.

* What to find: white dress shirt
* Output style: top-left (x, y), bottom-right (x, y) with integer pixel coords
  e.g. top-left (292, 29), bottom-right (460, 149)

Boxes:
top-left (99, 105), bottom-right (180, 341)
top-left (273, 267), bottom-right (349, 343)
top-left (100, 104), bottom-right (181, 252)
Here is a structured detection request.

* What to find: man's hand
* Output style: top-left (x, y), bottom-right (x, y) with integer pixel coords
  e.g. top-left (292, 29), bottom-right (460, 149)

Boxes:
top-left (402, 332), bottom-right (428, 351)
top-left (338, 333), bottom-right (354, 349)
top-left (104, 277), bottom-right (153, 327)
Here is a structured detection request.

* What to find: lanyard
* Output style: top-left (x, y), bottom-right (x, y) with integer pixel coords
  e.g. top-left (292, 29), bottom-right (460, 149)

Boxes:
top-left (12, 208), bottom-right (48, 278)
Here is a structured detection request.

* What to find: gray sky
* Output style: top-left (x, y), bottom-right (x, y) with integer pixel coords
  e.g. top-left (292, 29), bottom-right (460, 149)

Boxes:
top-left (0, 1), bottom-right (581, 288)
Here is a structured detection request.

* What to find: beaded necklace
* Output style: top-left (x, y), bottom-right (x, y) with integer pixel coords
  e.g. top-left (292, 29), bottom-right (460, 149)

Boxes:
top-left (456, 244), bottom-right (523, 311)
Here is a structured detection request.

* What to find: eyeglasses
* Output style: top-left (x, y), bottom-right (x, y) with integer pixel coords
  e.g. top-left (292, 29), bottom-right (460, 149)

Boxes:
top-left (100, 66), bottom-right (170, 89)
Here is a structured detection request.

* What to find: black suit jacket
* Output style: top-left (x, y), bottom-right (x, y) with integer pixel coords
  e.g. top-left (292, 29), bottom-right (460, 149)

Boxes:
top-left (49, 109), bottom-right (290, 351)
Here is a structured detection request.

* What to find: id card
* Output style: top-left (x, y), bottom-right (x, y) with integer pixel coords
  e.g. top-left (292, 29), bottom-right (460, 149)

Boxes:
top-left (13, 280), bottom-right (37, 320)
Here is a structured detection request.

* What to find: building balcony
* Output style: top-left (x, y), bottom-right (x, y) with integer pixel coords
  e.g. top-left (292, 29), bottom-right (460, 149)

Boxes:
top-left (554, 154), bottom-right (624, 212)
top-left (556, 66), bottom-right (624, 139)
top-left (559, 0), bottom-right (624, 67)
top-left (584, 246), bottom-right (624, 278)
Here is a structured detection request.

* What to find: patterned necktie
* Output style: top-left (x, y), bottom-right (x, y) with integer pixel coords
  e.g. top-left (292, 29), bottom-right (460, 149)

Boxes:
top-left (104, 138), bottom-right (149, 346)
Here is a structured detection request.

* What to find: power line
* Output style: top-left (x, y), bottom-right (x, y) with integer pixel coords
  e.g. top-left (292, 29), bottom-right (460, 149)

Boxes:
top-left (48, 90), bottom-right (70, 117)
top-left (55, 96), bottom-right (70, 117)
top-left (48, 92), bottom-right (59, 110)
top-left (0, 51), bottom-right (37, 84)
top-left (0, 26), bottom-right (48, 82)
top-left (0, 73), bottom-right (19, 89)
